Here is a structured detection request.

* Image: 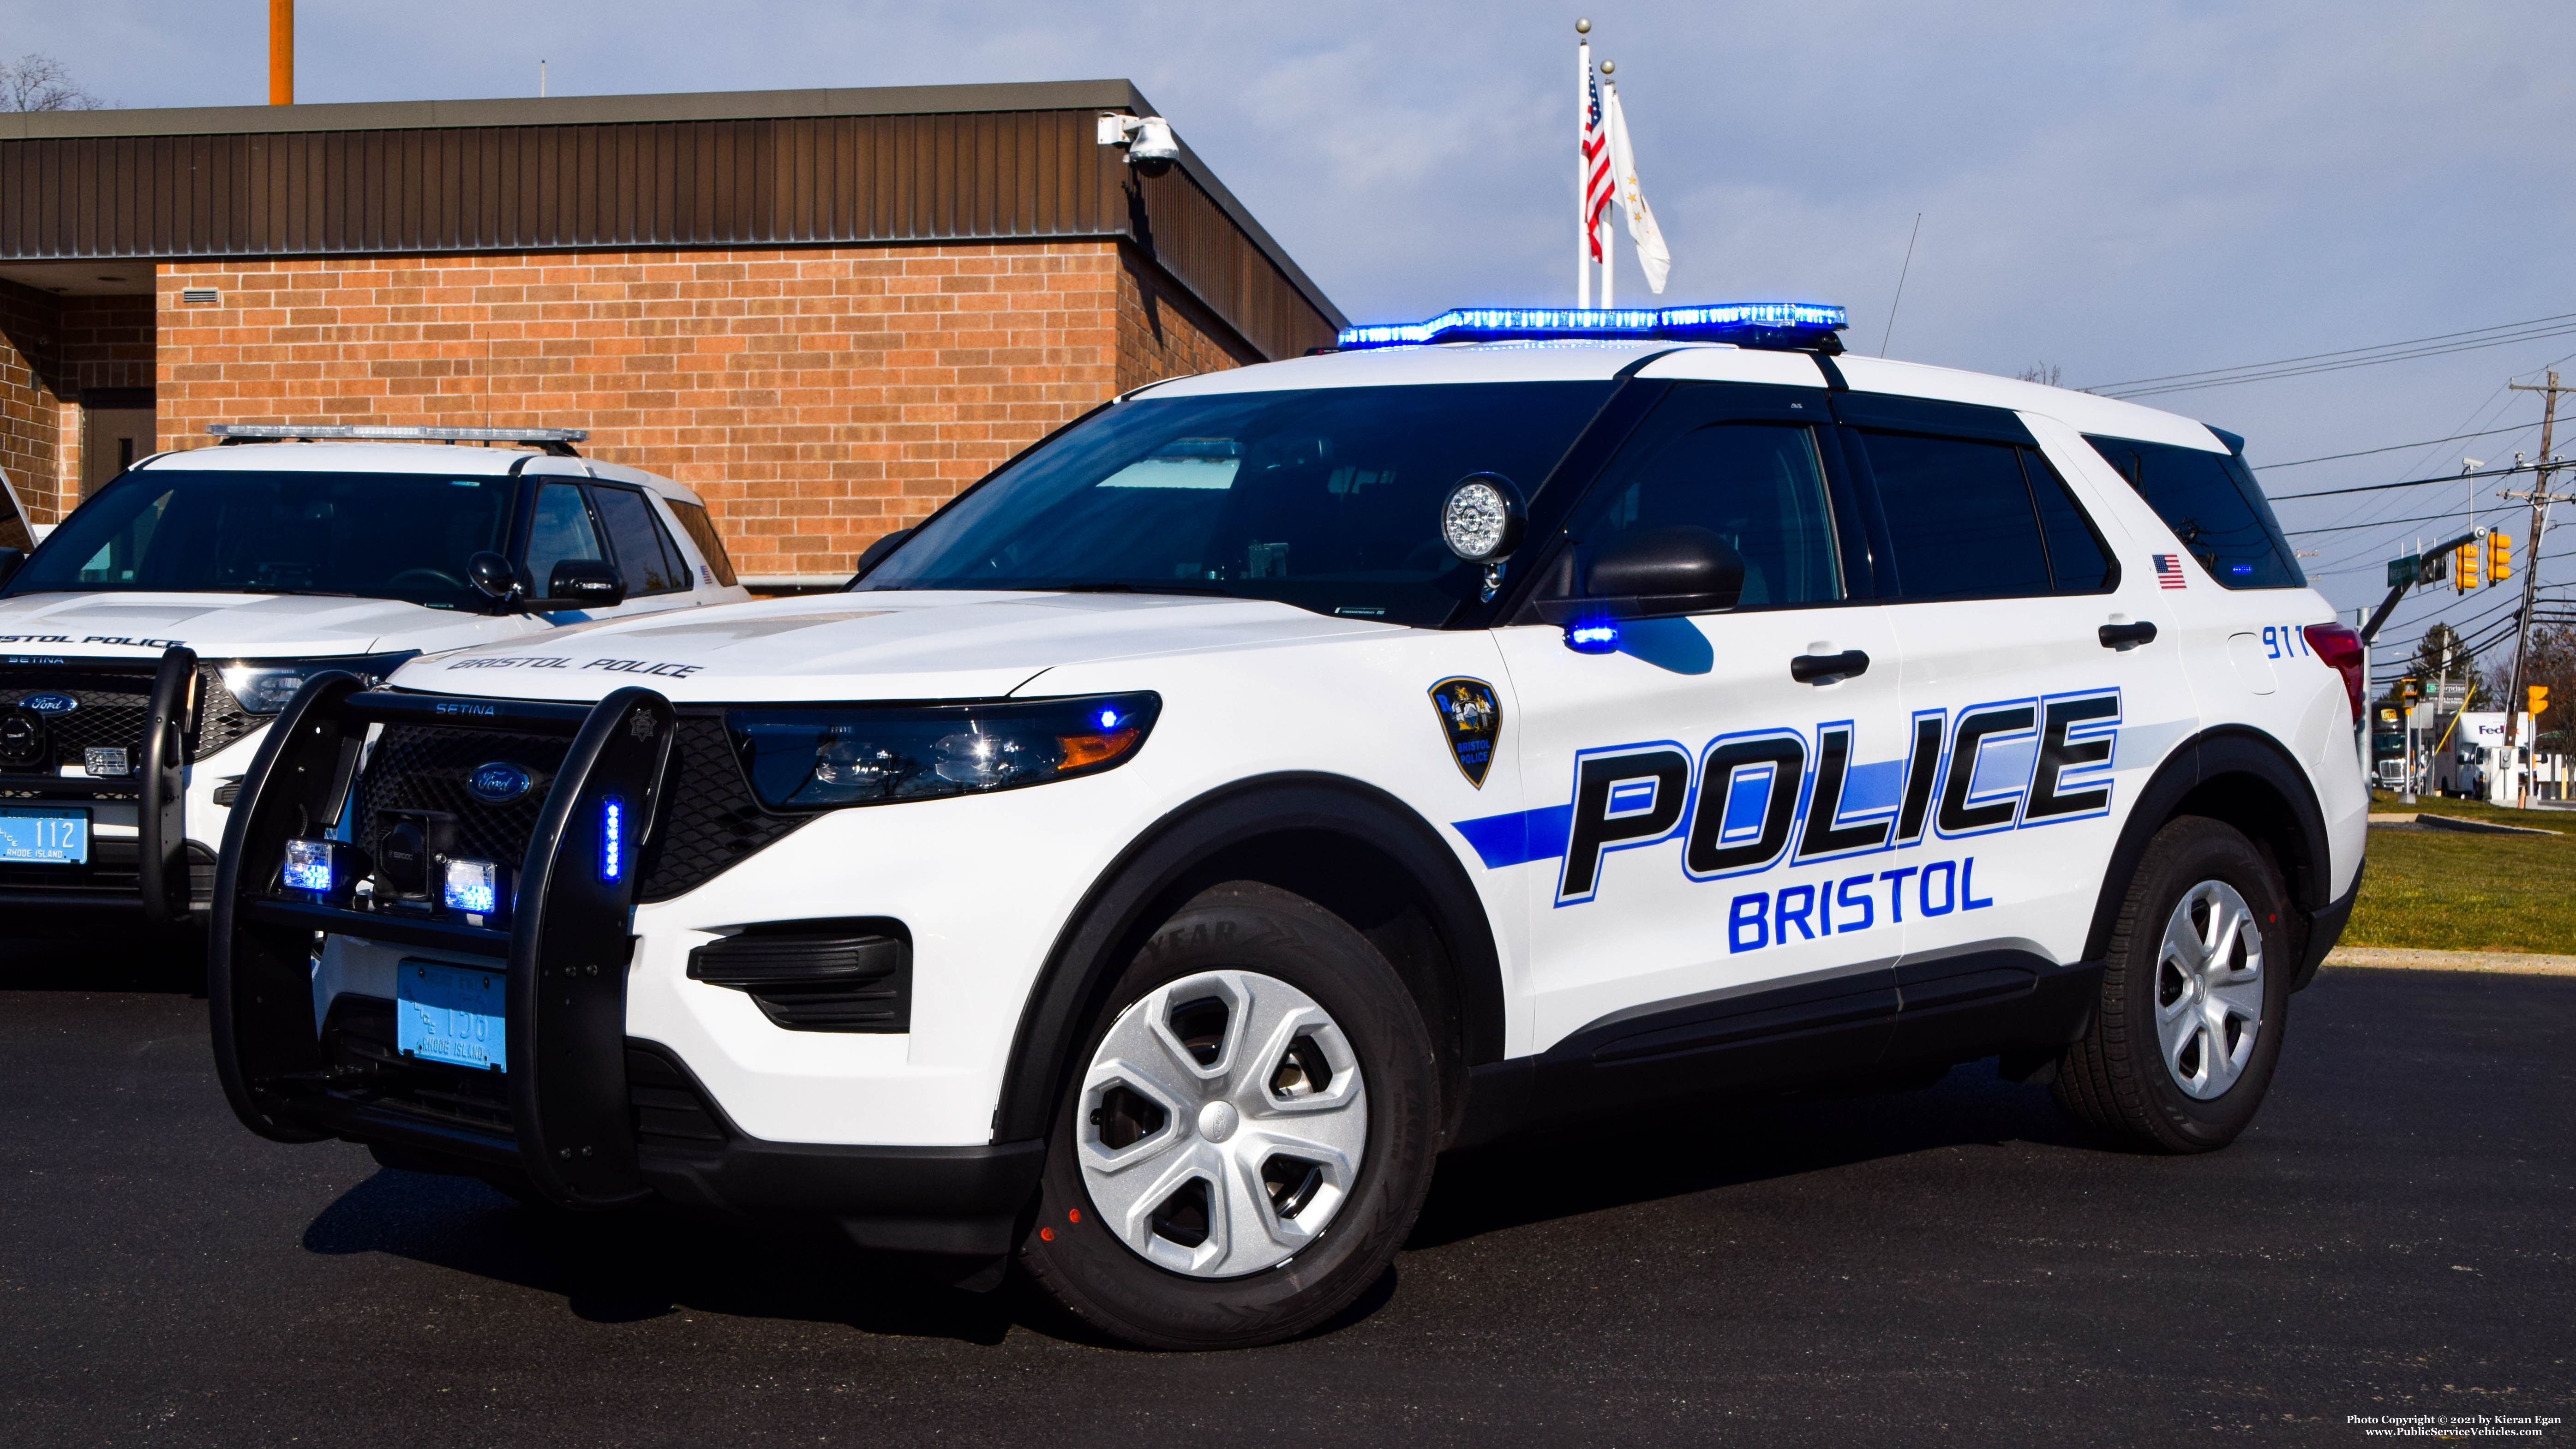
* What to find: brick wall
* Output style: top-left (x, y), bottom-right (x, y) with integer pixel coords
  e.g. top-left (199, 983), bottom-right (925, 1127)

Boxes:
top-left (0, 280), bottom-right (63, 524)
top-left (158, 241), bottom-right (1252, 580)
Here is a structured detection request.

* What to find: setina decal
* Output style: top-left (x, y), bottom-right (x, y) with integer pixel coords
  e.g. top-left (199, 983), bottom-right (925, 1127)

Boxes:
top-left (1444, 689), bottom-right (2123, 951)
top-left (1428, 676), bottom-right (1502, 788)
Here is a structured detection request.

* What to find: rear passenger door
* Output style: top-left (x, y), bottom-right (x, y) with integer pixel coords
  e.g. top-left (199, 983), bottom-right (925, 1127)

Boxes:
top-left (587, 483), bottom-right (705, 618)
top-left (1836, 396), bottom-right (2197, 1011)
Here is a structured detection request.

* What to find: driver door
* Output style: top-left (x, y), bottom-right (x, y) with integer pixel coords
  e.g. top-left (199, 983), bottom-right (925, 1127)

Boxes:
top-left (1495, 383), bottom-right (1909, 1078)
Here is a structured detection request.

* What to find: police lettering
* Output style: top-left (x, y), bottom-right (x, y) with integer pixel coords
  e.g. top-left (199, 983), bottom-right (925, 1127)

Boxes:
top-left (581, 658), bottom-right (703, 678)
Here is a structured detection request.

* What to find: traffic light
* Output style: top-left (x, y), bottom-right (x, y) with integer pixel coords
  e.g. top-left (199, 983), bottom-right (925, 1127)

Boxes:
top-left (2491, 532), bottom-right (2512, 582)
top-left (2455, 540), bottom-right (2481, 592)
top-left (2532, 685), bottom-right (2552, 719)
top-left (2402, 677), bottom-right (2424, 705)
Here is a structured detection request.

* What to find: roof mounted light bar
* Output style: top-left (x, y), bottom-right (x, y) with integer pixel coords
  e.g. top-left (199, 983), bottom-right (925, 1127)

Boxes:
top-left (1334, 302), bottom-right (1849, 354)
top-left (207, 423), bottom-right (587, 457)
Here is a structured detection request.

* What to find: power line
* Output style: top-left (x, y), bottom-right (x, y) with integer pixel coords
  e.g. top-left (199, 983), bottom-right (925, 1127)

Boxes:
top-left (2258, 420), bottom-right (2540, 470)
top-left (2270, 459), bottom-right (2544, 503)
top-left (2084, 309), bottom-right (2576, 398)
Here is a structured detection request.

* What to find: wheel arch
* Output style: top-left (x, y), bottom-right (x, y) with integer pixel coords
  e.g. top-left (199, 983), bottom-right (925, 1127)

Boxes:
top-left (2088, 725), bottom-right (2333, 982)
top-left (993, 772), bottom-right (1505, 1149)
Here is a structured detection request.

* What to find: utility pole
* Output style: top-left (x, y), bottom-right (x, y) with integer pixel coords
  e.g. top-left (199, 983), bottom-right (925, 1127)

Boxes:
top-left (2501, 370), bottom-right (2576, 808)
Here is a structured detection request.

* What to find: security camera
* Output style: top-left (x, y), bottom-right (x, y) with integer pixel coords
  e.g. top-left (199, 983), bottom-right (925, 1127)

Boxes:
top-left (1096, 112), bottom-right (1180, 178)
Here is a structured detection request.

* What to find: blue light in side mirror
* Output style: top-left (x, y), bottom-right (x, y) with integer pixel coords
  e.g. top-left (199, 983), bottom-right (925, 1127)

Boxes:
top-left (1564, 622), bottom-right (1621, 655)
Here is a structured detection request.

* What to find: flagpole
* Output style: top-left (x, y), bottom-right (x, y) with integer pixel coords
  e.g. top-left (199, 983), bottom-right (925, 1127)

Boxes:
top-left (1576, 19), bottom-right (1591, 310)
top-left (1599, 65), bottom-right (1615, 311)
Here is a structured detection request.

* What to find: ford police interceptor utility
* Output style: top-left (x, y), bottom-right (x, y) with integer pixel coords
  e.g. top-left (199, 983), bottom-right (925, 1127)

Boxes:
top-left (208, 306), bottom-right (2368, 1350)
top-left (0, 425), bottom-right (746, 922)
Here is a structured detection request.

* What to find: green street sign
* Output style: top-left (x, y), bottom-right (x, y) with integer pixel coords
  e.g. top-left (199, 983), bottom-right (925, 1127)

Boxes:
top-left (2389, 554), bottom-right (2423, 587)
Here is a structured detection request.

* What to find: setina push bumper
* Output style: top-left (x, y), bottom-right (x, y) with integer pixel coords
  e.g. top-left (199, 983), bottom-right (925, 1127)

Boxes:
top-left (0, 646), bottom-right (242, 922)
top-left (207, 676), bottom-right (1044, 1254)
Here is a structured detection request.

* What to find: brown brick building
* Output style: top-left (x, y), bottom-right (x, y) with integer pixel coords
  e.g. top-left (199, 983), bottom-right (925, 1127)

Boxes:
top-left (0, 83), bottom-right (1344, 586)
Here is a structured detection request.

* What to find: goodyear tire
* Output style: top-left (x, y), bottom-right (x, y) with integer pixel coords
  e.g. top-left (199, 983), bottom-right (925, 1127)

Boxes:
top-left (1018, 882), bottom-right (1438, 1349)
top-left (2053, 816), bottom-right (2295, 1152)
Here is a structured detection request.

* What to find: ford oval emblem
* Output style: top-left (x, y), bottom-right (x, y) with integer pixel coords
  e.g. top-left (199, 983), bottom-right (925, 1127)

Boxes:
top-left (467, 761), bottom-right (534, 804)
top-left (19, 693), bottom-right (78, 715)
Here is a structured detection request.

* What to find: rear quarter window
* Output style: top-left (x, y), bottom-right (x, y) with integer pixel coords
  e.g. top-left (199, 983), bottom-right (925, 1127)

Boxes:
top-left (664, 498), bottom-right (739, 588)
top-left (2084, 435), bottom-right (2304, 589)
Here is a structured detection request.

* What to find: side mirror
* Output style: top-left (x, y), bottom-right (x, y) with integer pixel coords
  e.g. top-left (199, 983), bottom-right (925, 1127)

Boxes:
top-left (1536, 525), bottom-right (1746, 628)
top-left (543, 559), bottom-right (627, 609)
top-left (848, 527), bottom-right (912, 585)
top-left (0, 548), bottom-right (22, 589)
top-left (467, 551), bottom-right (520, 603)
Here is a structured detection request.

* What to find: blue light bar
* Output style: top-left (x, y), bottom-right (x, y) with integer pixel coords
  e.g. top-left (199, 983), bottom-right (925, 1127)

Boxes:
top-left (600, 798), bottom-right (624, 883)
top-left (1335, 302), bottom-right (1848, 353)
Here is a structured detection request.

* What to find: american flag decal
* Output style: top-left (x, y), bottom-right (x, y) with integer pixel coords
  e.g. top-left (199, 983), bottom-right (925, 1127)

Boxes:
top-left (2153, 554), bottom-right (2188, 589)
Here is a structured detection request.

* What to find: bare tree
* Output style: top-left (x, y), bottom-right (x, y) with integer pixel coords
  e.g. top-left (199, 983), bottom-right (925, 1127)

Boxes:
top-left (0, 54), bottom-right (105, 113)
top-left (2015, 362), bottom-right (2062, 388)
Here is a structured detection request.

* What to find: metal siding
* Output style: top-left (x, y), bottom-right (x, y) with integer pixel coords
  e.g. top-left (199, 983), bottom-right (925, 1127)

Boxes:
top-left (0, 110), bottom-right (1336, 355)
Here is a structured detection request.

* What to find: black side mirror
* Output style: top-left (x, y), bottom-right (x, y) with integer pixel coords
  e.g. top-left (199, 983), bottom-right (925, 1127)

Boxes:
top-left (0, 548), bottom-right (22, 590)
top-left (848, 527), bottom-right (913, 585)
top-left (467, 551), bottom-right (519, 603)
top-left (1537, 525), bottom-right (1746, 624)
top-left (544, 559), bottom-right (628, 609)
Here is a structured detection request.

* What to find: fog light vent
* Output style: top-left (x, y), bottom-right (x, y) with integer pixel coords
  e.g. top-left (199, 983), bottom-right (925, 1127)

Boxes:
top-left (687, 919), bottom-right (910, 1033)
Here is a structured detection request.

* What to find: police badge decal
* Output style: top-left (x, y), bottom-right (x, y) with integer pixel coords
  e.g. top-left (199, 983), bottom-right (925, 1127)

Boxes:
top-left (1428, 677), bottom-right (1502, 787)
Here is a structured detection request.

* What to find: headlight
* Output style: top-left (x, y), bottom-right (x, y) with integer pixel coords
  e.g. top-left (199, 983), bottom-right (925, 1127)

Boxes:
top-left (218, 652), bottom-right (419, 714)
top-left (728, 693), bottom-right (1161, 809)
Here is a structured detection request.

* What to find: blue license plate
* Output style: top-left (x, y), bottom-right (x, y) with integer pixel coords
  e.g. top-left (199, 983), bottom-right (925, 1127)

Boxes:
top-left (396, 960), bottom-right (507, 1072)
top-left (0, 806), bottom-right (89, 865)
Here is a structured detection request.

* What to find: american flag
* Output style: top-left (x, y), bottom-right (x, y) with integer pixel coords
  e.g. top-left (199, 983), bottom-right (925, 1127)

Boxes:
top-left (2154, 554), bottom-right (2188, 589)
top-left (1582, 71), bottom-right (1613, 262)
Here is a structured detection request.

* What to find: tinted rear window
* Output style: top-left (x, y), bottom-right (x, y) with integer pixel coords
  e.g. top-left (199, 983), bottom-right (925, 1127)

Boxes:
top-left (2084, 435), bottom-right (2303, 589)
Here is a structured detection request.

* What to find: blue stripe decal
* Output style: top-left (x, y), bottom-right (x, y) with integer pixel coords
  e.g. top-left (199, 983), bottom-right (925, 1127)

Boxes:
top-left (1840, 758), bottom-right (1905, 814)
top-left (1451, 805), bottom-right (1573, 868)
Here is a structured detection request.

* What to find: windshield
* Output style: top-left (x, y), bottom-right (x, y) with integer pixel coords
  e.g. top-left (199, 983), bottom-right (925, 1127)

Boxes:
top-left (4, 468), bottom-right (517, 608)
top-left (859, 382), bottom-right (1617, 626)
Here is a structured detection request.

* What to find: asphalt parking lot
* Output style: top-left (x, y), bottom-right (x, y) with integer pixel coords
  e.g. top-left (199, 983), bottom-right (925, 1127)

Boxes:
top-left (5, 937), bottom-right (2571, 1448)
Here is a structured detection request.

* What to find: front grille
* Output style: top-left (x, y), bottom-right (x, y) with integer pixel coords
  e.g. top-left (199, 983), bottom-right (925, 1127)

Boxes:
top-left (344, 710), bottom-right (807, 900)
top-left (0, 663), bottom-right (259, 777)
top-left (354, 725), bottom-right (572, 872)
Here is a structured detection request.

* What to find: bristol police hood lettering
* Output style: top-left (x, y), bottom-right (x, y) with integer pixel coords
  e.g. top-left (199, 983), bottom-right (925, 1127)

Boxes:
top-left (1429, 677), bottom-right (1502, 788)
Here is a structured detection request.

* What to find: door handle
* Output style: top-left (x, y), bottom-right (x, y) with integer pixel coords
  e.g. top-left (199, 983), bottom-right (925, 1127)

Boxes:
top-left (2098, 621), bottom-right (2159, 651)
top-left (1790, 649), bottom-right (1870, 685)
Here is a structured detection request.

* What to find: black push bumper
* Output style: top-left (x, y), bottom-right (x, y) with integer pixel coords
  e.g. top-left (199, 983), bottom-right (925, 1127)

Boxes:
top-left (0, 647), bottom-right (211, 923)
top-left (209, 677), bottom-right (1042, 1248)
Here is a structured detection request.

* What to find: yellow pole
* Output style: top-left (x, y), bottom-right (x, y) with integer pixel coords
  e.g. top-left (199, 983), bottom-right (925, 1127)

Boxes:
top-left (269, 0), bottom-right (294, 106)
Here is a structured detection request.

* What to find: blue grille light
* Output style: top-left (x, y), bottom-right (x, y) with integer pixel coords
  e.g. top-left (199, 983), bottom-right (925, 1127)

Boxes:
top-left (282, 838), bottom-right (338, 894)
top-left (1335, 302), bottom-right (1848, 353)
top-left (442, 857), bottom-right (503, 916)
top-left (600, 798), bottom-right (624, 883)
top-left (1096, 707), bottom-right (1120, 730)
top-left (1564, 621), bottom-right (1622, 655)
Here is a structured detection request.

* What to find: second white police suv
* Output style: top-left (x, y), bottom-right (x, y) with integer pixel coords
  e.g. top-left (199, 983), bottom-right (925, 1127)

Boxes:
top-left (209, 306), bottom-right (2369, 1351)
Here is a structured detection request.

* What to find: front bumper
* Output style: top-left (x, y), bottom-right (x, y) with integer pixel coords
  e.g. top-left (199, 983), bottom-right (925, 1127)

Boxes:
top-left (210, 677), bottom-right (1045, 1246)
top-left (0, 647), bottom-right (240, 922)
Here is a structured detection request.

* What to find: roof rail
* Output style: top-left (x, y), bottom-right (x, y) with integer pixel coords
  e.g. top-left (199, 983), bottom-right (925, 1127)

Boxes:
top-left (206, 423), bottom-right (586, 457)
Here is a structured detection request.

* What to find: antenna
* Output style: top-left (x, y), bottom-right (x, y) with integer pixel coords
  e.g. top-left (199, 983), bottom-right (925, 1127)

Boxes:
top-left (1880, 213), bottom-right (1921, 357)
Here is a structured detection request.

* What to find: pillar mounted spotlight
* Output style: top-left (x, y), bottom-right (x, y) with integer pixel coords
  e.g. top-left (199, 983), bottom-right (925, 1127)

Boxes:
top-left (1096, 112), bottom-right (1179, 177)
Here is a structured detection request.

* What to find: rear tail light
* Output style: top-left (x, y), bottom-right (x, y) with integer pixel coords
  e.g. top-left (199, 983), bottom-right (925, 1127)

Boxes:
top-left (2304, 623), bottom-right (2366, 721)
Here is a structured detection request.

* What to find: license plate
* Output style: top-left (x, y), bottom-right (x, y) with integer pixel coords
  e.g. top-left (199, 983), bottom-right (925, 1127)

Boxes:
top-left (0, 806), bottom-right (89, 865)
top-left (396, 960), bottom-right (507, 1072)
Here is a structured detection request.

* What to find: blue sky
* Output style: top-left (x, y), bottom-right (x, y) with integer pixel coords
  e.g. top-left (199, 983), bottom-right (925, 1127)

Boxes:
top-left (17, 0), bottom-right (2576, 635)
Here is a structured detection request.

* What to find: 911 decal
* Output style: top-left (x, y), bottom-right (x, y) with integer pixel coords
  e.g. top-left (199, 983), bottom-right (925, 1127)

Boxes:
top-left (1448, 689), bottom-right (2122, 909)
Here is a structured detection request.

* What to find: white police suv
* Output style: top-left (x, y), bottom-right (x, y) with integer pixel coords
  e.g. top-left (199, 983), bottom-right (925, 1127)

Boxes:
top-left (208, 307), bottom-right (2368, 1350)
top-left (0, 425), bottom-right (746, 923)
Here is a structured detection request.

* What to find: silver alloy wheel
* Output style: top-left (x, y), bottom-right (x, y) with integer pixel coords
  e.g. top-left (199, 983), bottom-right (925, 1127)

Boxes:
top-left (1077, 969), bottom-right (1368, 1278)
top-left (2154, 879), bottom-right (2265, 1100)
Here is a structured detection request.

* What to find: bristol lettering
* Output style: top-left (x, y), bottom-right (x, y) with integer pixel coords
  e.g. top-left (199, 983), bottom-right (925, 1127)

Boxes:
top-left (1552, 689), bottom-right (2120, 907)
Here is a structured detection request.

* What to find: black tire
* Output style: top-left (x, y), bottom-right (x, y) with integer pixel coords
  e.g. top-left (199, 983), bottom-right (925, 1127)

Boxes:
top-left (1018, 881), bottom-right (1438, 1350)
top-left (2053, 815), bottom-right (2295, 1153)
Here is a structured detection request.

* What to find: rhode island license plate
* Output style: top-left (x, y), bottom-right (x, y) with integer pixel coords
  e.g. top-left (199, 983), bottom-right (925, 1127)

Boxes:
top-left (0, 806), bottom-right (89, 865)
top-left (396, 960), bottom-right (507, 1072)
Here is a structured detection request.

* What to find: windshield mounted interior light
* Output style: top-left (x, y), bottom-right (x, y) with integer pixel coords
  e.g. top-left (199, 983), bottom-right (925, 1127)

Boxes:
top-left (729, 694), bottom-right (1162, 811)
top-left (1335, 302), bottom-right (1848, 353)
